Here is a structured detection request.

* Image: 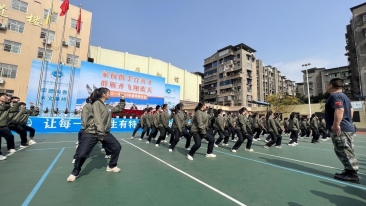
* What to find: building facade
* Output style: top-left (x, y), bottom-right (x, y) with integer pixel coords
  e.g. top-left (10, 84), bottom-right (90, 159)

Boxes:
top-left (345, 3), bottom-right (366, 98)
top-left (300, 66), bottom-right (352, 98)
top-left (202, 43), bottom-right (257, 107)
top-left (88, 46), bottom-right (202, 102)
top-left (0, 0), bottom-right (92, 100)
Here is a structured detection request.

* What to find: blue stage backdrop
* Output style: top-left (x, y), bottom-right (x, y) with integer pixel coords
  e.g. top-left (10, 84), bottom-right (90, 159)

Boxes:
top-left (76, 61), bottom-right (165, 110)
top-left (27, 117), bottom-right (189, 133)
top-left (164, 84), bottom-right (181, 110)
top-left (26, 60), bottom-right (80, 113)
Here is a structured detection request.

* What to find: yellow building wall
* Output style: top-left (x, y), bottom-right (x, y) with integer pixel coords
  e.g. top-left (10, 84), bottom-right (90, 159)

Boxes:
top-left (89, 46), bottom-right (202, 102)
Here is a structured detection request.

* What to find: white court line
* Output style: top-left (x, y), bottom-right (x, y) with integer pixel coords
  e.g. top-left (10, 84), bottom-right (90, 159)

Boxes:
top-left (252, 151), bottom-right (366, 176)
top-left (121, 139), bottom-right (246, 206)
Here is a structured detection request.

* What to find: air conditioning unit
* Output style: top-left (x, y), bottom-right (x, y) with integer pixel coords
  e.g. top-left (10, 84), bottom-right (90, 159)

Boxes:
top-left (62, 40), bottom-right (68, 46)
top-left (42, 38), bottom-right (51, 45)
top-left (0, 23), bottom-right (7, 30)
top-left (325, 73), bottom-right (329, 76)
top-left (76, 42), bottom-right (80, 48)
top-left (37, 51), bottom-right (43, 58)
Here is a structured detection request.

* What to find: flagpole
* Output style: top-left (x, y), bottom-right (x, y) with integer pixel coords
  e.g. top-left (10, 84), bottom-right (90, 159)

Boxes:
top-left (66, 4), bottom-right (81, 114)
top-left (36, 0), bottom-right (54, 108)
top-left (51, 11), bottom-right (68, 117)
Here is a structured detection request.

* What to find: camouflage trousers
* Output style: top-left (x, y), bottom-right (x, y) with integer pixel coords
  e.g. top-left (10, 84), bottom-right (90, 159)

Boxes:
top-left (330, 132), bottom-right (358, 171)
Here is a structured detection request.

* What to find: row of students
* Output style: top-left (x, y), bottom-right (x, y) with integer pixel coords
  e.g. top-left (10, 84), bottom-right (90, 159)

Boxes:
top-left (67, 88), bottom-right (126, 182)
top-left (0, 93), bottom-right (38, 161)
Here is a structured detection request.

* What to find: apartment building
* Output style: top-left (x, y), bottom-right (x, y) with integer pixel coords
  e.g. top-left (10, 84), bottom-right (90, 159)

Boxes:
top-left (345, 2), bottom-right (366, 98)
top-left (0, 0), bottom-right (92, 100)
top-left (300, 66), bottom-right (352, 98)
top-left (203, 43), bottom-right (257, 107)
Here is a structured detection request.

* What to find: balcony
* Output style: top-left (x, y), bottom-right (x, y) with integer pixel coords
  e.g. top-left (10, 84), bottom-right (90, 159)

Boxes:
top-left (204, 94), bottom-right (218, 99)
top-left (219, 92), bottom-right (234, 97)
top-left (225, 72), bottom-right (243, 80)
top-left (220, 84), bottom-right (233, 89)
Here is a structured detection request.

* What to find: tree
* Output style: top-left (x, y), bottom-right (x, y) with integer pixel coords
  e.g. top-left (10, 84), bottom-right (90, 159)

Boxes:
top-left (266, 94), bottom-right (301, 114)
top-left (296, 93), bottom-right (307, 104)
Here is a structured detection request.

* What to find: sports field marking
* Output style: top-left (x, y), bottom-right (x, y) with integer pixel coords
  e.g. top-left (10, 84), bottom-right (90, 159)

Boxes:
top-left (22, 148), bottom-right (65, 206)
top-left (294, 145), bottom-right (366, 157)
top-left (121, 139), bottom-right (247, 206)
top-left (202, 147), bottom-right (366, 191)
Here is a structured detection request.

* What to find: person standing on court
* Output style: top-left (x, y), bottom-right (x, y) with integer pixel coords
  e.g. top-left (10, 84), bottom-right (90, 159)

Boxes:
top-left (324, 78), bottom-right (359, 183)
top-left (155, 104), bottom-right (174, 147)
top-left (147, 105), bottom-right (161, 143)
top-left (231, 107), bottom-right (254, 153)
top-left (214, 109), bottom-right (230, 147)
top-left (169, 103), bottom-right (191, 152)
top-left (263, 110), bottom-right (281, 149)
top-left (287, 112), bottom-right (300, 146)
top-left (67, 88), bottom-right (125, 182)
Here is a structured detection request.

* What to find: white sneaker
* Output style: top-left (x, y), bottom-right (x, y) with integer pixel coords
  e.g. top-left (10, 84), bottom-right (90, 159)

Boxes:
top-left (67, 174), bottom-right (78, 182)
top-left (8, 149), bottom-right (16, 154)
top-left (214, 144), bottom-right (218, 147)
top-left (0, 155), bottom-right (6, 161)
top-left (245, 148), bottom-right (254, 152)
top-left (76, 144), bottom-right (78, 149)
top-left (263, 146), bottom-right (270, 149)
top-left (253, 139), bottom-right (258, 142)
top-left (168, 149), bottom-right (173, 152)
top-left (105, 155), bottom-right (111, 159)
top-left (155, 144), bottom-right (159, 147)
top-left (294, 142), bottom-right (298, 146)
top-left (257, 138), bottom-right (261, 141)
top-left (185, 147), bottom-right (191, 151)
top-left (222, 143), bottom-right (228, 147)
top-left (101, 148), bottom-right (105, 152)
top-left (265, 140), bottom-right (269, 143)
top-left (72, 159), bottom-right (75, 164)
top-left (288, 143), bottom-right (295, 146)
top-left (139, 139), bottom-right (142, 141)
top-left (321, 138), bottom-right (327, 141)
top-left (231, 149), bottom-right (237, 153)
top-left (106, 166), bottom-right (121, 172)
top-left (29, 140), bottom-right (37, 145)
top-left (20, 145), bottom-right (29, 149)
top-left (163, 140), bottom-right (168, 143)
top-left (187, 154), bottom-right (194, 160)
top-left (131, 136), bottom-right (134, 140)
top-left (146, 141), bottom-right (149, 144)
top-left (206, 153), bottom-right (216, 157)
top-left (275, 146), bottom-right (282, 149)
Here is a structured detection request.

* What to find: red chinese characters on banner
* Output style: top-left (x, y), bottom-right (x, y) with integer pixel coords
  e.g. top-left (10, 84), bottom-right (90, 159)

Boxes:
top-left (100, 70), bottom-right (154, 98)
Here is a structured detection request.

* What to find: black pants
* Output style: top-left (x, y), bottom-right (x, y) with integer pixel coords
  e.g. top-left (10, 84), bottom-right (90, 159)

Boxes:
top-left (261, 129), bottom-right (267, 135)
top-left (147, 126), bottom-right (158, 142)
top-left (169, 128), bottom-right (192, 149)
top-left (311, 128), bottom-right (320, 142)
top-left (253, 128), bottom-right (261, 139)
top-left (188, 132), bottom-right (214, 156)
top-left (140, 125), bottom-right (150, 140)
top-left (232, 130), bottom-right (253, 150)
top-left (132, 123), bottom-right (141, 137)
top-left (229, 127), bottom-right (236, 140)
top-left (300, 129), bottom-right (306, 137)
top-left (289, 130), bottom-right (299, 144)
top-left (73, 129), bottom-right (85, 159)
top-left (19, 125), bottom-right (35, 138)
top-left (71, 133), bottom-right (121, 176)
top-left (265, 131), bottom-right (282, 147)
top-left (215, 130), bottom-right (230, 145)
top-left (156, 127), bottom-right (174, 145)
top-left (319, 129), bottom-right (329, 139)
top-left (0, 127), bottom-right (15, 155)
top-left (306, 128), bottom-right (311, 137)
top-left (9, 125), bottom-right (27, 146)
top-left (278, 128), bottom-right (283, 136)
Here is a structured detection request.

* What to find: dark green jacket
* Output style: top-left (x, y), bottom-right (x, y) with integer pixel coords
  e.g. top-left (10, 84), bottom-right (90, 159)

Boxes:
top-left (235, 114), bottom-right (248, 133)
top-left (0, 102), bottom-right (19, 127)
top-left (266, 117), bottom-right (278, 135)
top-left (81, 103), bottom-right (93, 130)
top-left (300, 120), bottom-right (307, 129)
top-left (172, 111), bottom-right (185, 133)
top-left (288, 118), bottom-right (300, 131)
top-left (190, 110), bottom-right (207, 134)
top-left (214, 115), bottom-right (225, 131)
top-left (275, 119), bottom-right (281, 129)
top-left (147, 113), bottom-right (153, 128)
top-left (310, 118), bottom-right (318, 130)
top-left (283, 120), bottom-right (288, 129)
top-left (152, 112), bottom-right (160, 127)
top-left (11, 106), bottom-right (34, 125)
top-left (227, 116), bottom-right (235, 127)
top-left (318, 121), bottom-right (326, 130)
top-left (243, 115), bottom-right (251, 130)
top-left (85, 99), bottom-right (125, 136)
top-left (252, 117), bottom-right (260, 129)
top-left (158, 111), bottom-right (170, 128)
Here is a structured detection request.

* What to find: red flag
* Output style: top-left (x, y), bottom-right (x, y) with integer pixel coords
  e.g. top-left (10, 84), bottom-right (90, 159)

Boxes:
top-left (76, 8), bottom-right (81, 34)
top-left (60, 0), bottom-right (69, 16)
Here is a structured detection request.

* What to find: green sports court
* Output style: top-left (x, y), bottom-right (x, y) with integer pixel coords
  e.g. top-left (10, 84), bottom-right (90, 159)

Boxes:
top-left (1, 132), bottom-right (365, 206)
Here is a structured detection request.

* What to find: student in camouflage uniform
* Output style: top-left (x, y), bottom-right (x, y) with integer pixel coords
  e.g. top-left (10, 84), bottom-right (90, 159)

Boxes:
top-left (325, 78), bottom-right (359, 183)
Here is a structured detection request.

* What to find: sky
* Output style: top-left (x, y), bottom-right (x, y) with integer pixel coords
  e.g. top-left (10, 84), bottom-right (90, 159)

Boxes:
top-left (71, 0), bottom-right (364, 83)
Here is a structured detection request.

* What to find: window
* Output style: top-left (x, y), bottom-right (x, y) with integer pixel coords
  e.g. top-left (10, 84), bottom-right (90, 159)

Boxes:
top-left (71, 18), bottom-right (83, 30)
top-left (43, 9), bottom-right (58, 22)
top-left (247, 55), bottom-right (251, 61)
top-left (37, 48), bottom-right (52, 61)
top-left (0, 89), bottom-right (14, 96)
top-left (363, 14), bottom-right (366, 23)
top-left (308, 77), bottom-right (313, 81)
top-left (219, 59), bottom-right (223, 64)
top-left (67, 54), bottom-right (79, 65)
top-left (11, 0), bottom-right (28, 13)
top-left (224, 55), bottom-right (233, 62)
top-left (3, 40), bottom-right (21, 54)
top-left (246, 63), bottom-right (251, 70)
top-left (69, 36), bottom-right (81, 48)
top-left (212, 61), bottom-right (217, 67)
top-left (0, 63), bottom-right (17, 79)
top-left (204, 63), bottom-right (212, 71)
top-left (40, 29), bottom-right (55, 41)
top-left (219, 80), bottom-right (233, 86)
top-left (8, 19), bottom-right (25, 33)
top-left (219, 73), bottom-right (223, 79)
top-left (237, 54), bottom-right (240, 59)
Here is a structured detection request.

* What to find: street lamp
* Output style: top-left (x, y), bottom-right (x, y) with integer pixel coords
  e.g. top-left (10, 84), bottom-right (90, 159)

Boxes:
top-left (302, 63), bottom-right (312, 117)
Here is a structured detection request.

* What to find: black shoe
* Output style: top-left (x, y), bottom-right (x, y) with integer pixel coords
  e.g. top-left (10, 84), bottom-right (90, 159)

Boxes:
top-left (335, 170), bottom-right (347, 176)
top-left (334, 173), bottom-right (360, 184)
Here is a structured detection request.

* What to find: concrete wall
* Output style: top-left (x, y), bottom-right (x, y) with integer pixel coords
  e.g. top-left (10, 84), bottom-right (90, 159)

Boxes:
top-left (89, 46), bottom-right (202, 102)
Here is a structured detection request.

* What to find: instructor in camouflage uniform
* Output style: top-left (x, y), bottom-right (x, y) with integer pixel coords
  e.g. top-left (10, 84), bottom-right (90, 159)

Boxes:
top-left (324, 78), bottom-right (359, 183)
